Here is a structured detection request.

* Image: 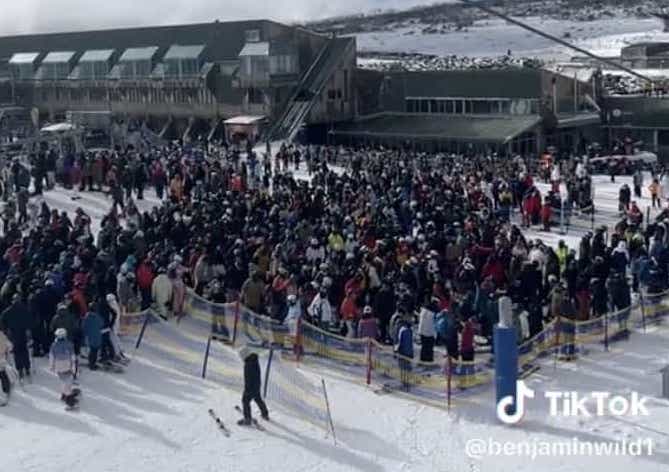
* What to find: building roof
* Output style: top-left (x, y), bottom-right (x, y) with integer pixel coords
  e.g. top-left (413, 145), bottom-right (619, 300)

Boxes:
top-left (41, 51), bottom-right (76, 63)
top-left (119, 46), bottom-right (158, 62)
top-left (390, 69), bottom-right (543, 99)
top-left (79, 49), bottom-right (115, 62)
top-left (164, 44), bottom-right (206, 60)
top-left (0, 20), bottom-right (279, 63)
top-left (332, 113), bottom-right (542, 143)
top-left (224, 115), bottom-right (266, 125)
top-left (9, 52), bottom-right (40, 64)
top-left (239, 42), bottom-right (269, 57)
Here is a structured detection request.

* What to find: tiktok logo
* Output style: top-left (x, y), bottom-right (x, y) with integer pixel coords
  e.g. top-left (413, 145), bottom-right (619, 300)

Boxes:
top-left (497, 380), bottom-right (535, 425)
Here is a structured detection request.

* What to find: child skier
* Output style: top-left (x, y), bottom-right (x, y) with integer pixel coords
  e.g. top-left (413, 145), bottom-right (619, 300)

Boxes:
top-left (0, 329), bottom-right (12, 405)
top-left (49, 328), bottom-right (79, 409)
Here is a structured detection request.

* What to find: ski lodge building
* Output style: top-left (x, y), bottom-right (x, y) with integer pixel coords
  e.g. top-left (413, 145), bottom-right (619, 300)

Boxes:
top-left (0, 18), bottom-right (644, 157)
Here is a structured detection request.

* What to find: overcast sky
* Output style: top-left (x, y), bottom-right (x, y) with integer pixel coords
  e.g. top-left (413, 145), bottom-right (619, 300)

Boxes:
top-left (0, 0), bottom-right (438, 36)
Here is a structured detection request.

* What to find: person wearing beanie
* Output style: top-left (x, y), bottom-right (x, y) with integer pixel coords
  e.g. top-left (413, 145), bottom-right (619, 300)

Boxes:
top-left (49, 328), bottom-right (79, 409)
top-left (238, 347), bottom-right (269, 426)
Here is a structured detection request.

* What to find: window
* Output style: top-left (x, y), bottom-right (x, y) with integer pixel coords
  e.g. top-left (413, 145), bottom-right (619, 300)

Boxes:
top-left (327, 90), bottom-right (336, 100)
top-left (464, 101), bottom-right (473, 114)
top-left (500, 101), bottom-right (511, 114)
top-left (245, 29), bottom-right (261, 43)
top-left (455, 100), bottom-right (463, 114)
top-left (472, 100), bottom-right (489, 114)
top-left (530, 100), bottom-right (539, 114)
top-left (420, 100), bottom-right (428, 113)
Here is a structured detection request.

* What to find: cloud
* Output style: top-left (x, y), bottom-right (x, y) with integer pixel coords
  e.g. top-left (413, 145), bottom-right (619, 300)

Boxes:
top-left (0, 0), bottom-right (436, 36)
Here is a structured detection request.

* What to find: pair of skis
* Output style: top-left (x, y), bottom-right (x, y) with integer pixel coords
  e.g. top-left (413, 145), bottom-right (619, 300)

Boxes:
top-left (208, 406), bottom-right (266, 437)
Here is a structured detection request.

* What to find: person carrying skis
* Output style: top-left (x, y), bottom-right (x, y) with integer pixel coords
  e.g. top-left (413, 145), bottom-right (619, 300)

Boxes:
top-left (49, 328), bottom-right (78, 409)
top-left (238, 347), bottom-right (269, 426)
top-left (0, 329), bottom-right (12, 405)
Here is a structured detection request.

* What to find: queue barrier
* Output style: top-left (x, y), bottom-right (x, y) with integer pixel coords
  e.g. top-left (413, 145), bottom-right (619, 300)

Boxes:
top-left (135, 287), bottom-right (669, 409)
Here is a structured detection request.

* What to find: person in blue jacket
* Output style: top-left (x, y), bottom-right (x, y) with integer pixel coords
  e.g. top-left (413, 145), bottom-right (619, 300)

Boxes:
top-left (395, 319), bottom-right (414, 391)
top-left (82, 303), bottom-right (104, 370)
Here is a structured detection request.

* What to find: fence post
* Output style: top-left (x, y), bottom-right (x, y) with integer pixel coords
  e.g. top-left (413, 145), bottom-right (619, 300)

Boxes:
top-left (321, 379), bottom-right (337, 446)
top-left (296, 317), bottom-right (303, 363)
top-left (263, 347), bottom-right (274, 398)
top-left (603, 311), bottom-right (609, 352)
top-left (134, 310), bottom-right (152, 349)
top-left (447, 355), bottom-right (453, 411)
top-left (201, 335), bottom-right (212, 379)
top-left (554, 316), bottom-right (561, 368)
top-left (366, 338), bottom-right (373, 385)
top-left (231, 300), bottom-right (241, 346)
top-left (640, 290), bottom-right (647, 333)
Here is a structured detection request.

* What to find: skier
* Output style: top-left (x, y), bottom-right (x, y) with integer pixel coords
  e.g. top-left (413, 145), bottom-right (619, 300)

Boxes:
top-left (49, 328), bottom-right (79, 409)
top-left (0, 329), bottom-right (12, 405)
top-left (238, 347), bottom-right (269, 426)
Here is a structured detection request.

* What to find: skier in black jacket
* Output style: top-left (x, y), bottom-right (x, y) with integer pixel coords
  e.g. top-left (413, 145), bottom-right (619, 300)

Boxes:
top-left (238, 348), bottom-right (269, 425)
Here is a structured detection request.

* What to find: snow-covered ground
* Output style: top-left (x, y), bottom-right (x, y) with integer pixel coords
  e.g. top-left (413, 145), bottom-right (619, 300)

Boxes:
top-left (3, 304), bottom-right (669, 471)
top-left (3, 171), bottom-right (669, 471)
top-left (355, 16), bottom-right (666, 61)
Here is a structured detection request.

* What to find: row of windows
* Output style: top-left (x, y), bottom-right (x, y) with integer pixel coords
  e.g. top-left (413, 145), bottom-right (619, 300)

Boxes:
top-left (165, 58), bottom-right (201, 78)
top-left (269, 55), bottom-right (297, 75)
top-left (79, 62), bottom-right (110, 80)
top-left (120, 60), bottom-right (153, 79)
top-left (40, 87), bottom-right (217, 105)
top-left (405, 98), bottom-right (539, 115)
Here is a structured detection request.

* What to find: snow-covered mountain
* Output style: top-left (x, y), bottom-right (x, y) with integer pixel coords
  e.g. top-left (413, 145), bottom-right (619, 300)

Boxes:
top-left (303, 0), bottom-right (669, 62)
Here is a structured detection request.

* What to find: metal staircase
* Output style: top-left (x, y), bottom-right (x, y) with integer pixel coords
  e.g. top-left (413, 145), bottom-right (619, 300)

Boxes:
top-left (267, 37), bottom-right (352, 143)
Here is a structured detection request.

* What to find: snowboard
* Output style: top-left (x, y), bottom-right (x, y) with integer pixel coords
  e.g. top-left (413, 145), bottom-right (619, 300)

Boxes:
top-left (208, 409), bottom-right (231, 437)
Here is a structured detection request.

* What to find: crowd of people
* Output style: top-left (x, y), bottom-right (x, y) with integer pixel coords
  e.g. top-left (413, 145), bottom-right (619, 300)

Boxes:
top-left (358, 52), bottom-right (543, 73)
top-left (0, 137), bottom-right (668, 406)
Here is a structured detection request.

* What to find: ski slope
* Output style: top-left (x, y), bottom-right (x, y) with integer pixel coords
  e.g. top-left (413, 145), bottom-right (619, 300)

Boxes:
top-left (2, 312), bottom-right (669, 471)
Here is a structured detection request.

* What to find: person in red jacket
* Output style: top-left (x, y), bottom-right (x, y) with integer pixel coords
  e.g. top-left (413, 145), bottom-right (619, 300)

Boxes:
top-left (541, 197), bottom-right (552, 232)
top-left (339, 289), bottom-right (359, 338)
top-left (481, 254), bottom-right (506, 288)
top-left (460, 317), bottom-right (477, 362)
top-left (136, 258), bottom-right (155, 310)
top-left (71, 283), bottom-right (88, 318)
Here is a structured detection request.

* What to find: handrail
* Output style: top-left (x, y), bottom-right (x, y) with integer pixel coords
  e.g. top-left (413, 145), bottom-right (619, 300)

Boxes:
top-left (265, 39), bottom-right (333, 142)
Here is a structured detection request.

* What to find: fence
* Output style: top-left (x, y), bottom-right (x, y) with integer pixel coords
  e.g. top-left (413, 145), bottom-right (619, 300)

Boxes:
top-left (132, 287), bottom-right (669, 410)
top-left (133, 294), bottom-right (334, 434)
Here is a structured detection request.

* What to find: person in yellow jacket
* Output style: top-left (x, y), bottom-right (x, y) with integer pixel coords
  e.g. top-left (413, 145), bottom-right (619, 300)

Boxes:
top-left (327, 229), bottom-right (345, 253)
top-left (556, 240), bottom-right (569, 275)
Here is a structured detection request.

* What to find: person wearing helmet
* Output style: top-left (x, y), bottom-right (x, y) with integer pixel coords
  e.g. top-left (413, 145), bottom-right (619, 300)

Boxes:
top-left (49, 328), bottom-right (79, 409)
top-left (357, 305), bottom-right (378, 340)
